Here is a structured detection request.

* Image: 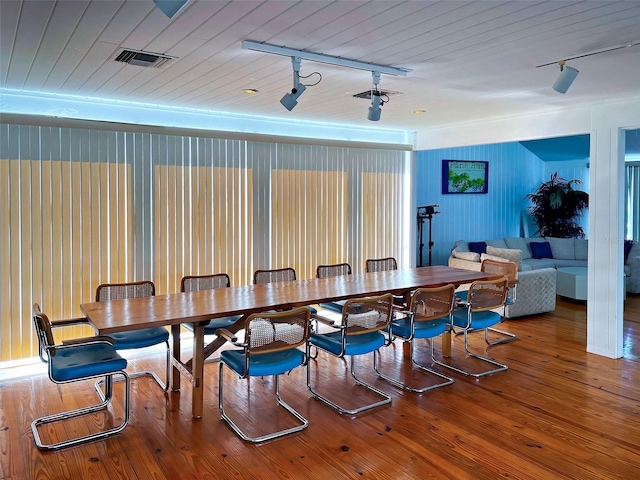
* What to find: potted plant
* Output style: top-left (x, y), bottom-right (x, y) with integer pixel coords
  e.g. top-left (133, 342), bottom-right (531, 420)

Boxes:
top-left (525, 172), bottom-right (589, 238)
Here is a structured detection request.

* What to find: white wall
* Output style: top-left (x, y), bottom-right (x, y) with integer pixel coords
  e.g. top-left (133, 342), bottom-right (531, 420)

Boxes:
top-left (416, 96), bottom-right (640, 359)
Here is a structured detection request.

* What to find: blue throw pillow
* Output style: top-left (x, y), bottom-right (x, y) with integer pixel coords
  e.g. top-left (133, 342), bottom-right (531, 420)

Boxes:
top-left (468, 241), bottom-right (487, 254)
top-left (530, 241), bottom-right (553, 259)
top-left (624, 240), bottom-right (634, 263)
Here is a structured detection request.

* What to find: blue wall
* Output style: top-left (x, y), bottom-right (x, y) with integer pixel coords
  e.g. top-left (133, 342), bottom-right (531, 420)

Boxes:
top-left (415, 142), bottom-right (544, 266)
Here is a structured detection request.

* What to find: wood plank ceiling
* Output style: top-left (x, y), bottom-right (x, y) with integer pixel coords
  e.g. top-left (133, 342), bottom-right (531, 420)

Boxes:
top-left (1, 0), bottom-right (639, 131)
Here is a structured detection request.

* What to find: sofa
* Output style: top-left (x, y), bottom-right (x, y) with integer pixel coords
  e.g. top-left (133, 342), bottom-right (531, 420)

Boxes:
top-left (449, 236), bottom-right (640, 295)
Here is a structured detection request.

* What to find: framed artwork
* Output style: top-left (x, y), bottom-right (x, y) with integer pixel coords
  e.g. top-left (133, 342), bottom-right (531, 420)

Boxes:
top-left (442, 160), bottom-right (489, 194)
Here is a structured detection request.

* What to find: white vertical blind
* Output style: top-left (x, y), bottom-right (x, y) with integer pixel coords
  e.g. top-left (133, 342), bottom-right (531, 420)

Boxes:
top-left (626, 163), bottom-right (640, 241)
top-left (0, 122), bottom-right (410, 363)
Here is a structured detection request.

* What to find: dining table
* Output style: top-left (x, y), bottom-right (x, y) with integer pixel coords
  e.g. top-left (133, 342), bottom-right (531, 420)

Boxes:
top-left (80, 266), bottom-right (497, 419)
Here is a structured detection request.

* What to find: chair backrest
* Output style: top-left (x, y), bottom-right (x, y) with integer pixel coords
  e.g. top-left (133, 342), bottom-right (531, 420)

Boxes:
top-left (467, 277), bottom-right (509, 312)
top-left (481, 258), bottom-right (518, 284)
top-left (245, 307), bottom-right (311, 354)
top-left (316, 263), bottom-right (352, 278)
top-left (365, 257), bottom-right (398, 273)
top-left (96, 280), bottom-right (155, 301)
top-left (253, 268), bottom-right (297, 285)
top-left (181, 273), bottom-right (231, 293)
top-left (32, 303), bottom-right (55, 361)
top-left (409, 284), bottom-right (456, 321)
top-left (341, 293), bottom-right (394, 335)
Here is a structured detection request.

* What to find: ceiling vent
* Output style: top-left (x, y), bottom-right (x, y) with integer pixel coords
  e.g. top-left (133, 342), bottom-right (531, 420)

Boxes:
top-left (352, 89), bottom-right (402, 99)
top-left (114, 49), bottom-right (175, 68)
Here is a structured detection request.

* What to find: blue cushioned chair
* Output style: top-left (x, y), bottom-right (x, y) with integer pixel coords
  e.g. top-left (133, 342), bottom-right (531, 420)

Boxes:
top-left (365, 257), bottom-right (407, 306)
top-left (217, 307), bottom-right (311, 443)
top-left (456, 258), bottom-right (518, 345)
top-left (31, 303), bottom-right (130, 450)
top-left (375, 285), bottom-right (455, 393)
top-left (316, 262), bottom-right (352, 313)
top-left (95, 281), bottom-right (169, 395)
top-left (180, 274), bottom-right (242, 353)
top-left (307, 293), bottom-right (394, 415)
top-left (436, 277), bottom-right (510, 378)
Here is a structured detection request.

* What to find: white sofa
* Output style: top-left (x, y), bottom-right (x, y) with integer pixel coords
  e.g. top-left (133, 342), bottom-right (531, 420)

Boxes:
top-left (449, 236), bottom-right (640, 294)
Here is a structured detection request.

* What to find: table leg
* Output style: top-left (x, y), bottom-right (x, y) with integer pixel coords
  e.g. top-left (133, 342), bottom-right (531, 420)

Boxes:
top-left (191, 323), bottom-right (205, 419)
top-left (171, 325), bottom-right (181, 391)
top-left (442, 330), bottom-right (452, 357)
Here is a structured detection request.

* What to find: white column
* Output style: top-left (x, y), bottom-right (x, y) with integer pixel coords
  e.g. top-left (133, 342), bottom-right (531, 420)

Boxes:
top-left (587, 99), bottom-right (640, 358)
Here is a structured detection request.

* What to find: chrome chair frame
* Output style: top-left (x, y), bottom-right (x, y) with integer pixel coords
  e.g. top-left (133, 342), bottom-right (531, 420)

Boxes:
top-left (435, 277), bottom-right (510, 378)
top-left (456, 259), bottom-right (519, 345)
top-left (95, 281), bottom-right (169, 397)
top-left (216, 307), bottom-right (311, 443)
top-left (307, 293), bottom-right (394, 415)
top-left (374, 285), bottom-right (455, 393)
top-left (31, 304), bottom-right (130, 450)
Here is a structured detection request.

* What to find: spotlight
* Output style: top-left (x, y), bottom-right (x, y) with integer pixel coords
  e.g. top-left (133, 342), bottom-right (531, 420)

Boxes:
top-left (368, 91), bottom-right (382, 121)
top-left (280, 57), bottom-right (307, 111)
top-left (280, 83), bottom-right (306, 111)
top-left (552, 61), bottom-right (579, 94)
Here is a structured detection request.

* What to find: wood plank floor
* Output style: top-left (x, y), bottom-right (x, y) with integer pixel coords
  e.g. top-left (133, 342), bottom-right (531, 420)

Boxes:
top-left (1, 295), bottom-right (639, 480)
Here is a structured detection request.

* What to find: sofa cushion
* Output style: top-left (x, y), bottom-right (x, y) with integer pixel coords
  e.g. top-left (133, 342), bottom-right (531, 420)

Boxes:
top-left (530, 241), bottom-right (553, 259)
top-left (469, 241), bottom-right (487, 254)
top-left (575, 239), bottom-right (588, 261)
top-left (546, 237), bottom-right (575, 260)
top-left (452, 249), bottom-right (481, 262)
top-left (485, 246), bottom-right (522, 270)
top-left (504, 237), bottom-right (531, 260)
top-left (522, 258), bottom-right (556, 269)
top-left (452, 240), bottom-right (470, 252)
top-left (486, 238), bottom-right (508, 249)
top-left (554, 259), bottom-right (588, 268)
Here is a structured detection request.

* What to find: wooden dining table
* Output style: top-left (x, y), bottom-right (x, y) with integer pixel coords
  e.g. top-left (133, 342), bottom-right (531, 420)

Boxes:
top-left (80, 266), bottom-right (496, 419)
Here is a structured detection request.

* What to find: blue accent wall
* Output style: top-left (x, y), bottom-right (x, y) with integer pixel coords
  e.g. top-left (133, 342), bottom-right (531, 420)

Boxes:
top-left (415, 142), bottom-right (544, 266)
top-left (416, 141), bottom-right (591, 266)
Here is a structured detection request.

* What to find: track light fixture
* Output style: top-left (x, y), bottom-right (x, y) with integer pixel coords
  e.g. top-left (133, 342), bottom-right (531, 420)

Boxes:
top-left (552, 60), bottom-right (579, 94)
top-left (368, 71), bottom-right (388, 122)
top-left (280, 57), bottom-right (307, 111)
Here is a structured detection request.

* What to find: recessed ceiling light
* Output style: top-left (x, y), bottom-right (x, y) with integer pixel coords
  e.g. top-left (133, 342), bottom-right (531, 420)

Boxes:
top-left (413, 109), bottom-right (426, 114)
top-left (243, 88), bottom-right (259, 95)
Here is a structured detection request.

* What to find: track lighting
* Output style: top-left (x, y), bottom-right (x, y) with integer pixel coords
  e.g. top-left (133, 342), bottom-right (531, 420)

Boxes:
top-left (367, 71), bottom-right (385, 122)
top-left (552, 60), bottom-right (579, 94)
top-left (280, 57), bottom-right (308, 111)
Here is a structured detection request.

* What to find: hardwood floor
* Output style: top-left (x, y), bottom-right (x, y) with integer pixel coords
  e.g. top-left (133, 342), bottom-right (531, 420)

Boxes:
top-left (1, 295), bottom-right (639, 480)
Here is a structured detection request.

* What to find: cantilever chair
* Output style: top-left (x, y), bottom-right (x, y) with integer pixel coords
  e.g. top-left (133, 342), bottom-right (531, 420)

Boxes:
top-left (31, 303), bottom-right (130, 450)
top-left (316, 262), bottom-right (352, 314)
top-left (254, 267), bottom-right (317, 314)
top-left (307, 293), bottom-right (394, 415)
top-left (457, 258), bottom-right (519, 345)
top-left (180, 274), bottom-right (242, 350)
top-left (95, 281), bottom-right (170, 394)
top-left (365, 257), bottom-right (407, 306)
top-left (217, 307), bottom-right (311, 443)
top-left (375, 285), bottom-right (455, 393)
top-left (435, 277), bottom-right (510, 378)
top-left (365, 257), bottom-right (398, 273)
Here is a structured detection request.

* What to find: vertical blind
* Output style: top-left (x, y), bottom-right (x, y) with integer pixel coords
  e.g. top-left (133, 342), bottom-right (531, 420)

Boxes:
top-left (0, 123), bottom-right (410, 363)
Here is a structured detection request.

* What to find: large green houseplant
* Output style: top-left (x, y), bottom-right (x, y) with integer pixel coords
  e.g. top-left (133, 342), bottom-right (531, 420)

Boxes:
top-left (525, 172), bottom-right (589, 238)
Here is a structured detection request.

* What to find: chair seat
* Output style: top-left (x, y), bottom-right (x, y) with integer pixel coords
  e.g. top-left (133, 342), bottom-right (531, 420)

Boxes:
top-left (318, 301), bottom-right (346, 313)
top-left (184, 315), bottom-right (242, 335)
top-left (452, 309), bottom-right (501, 330)
top-left (51, 344), bottom-right (128, 382)
top-left (109, 327), bottom-right (169, 350)
top-left (390, 315), bottom-right (448, 339)
top-left (310, 331), bottom-right (385, 356)
top-left (221, 349), bottom-right (305, 377)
